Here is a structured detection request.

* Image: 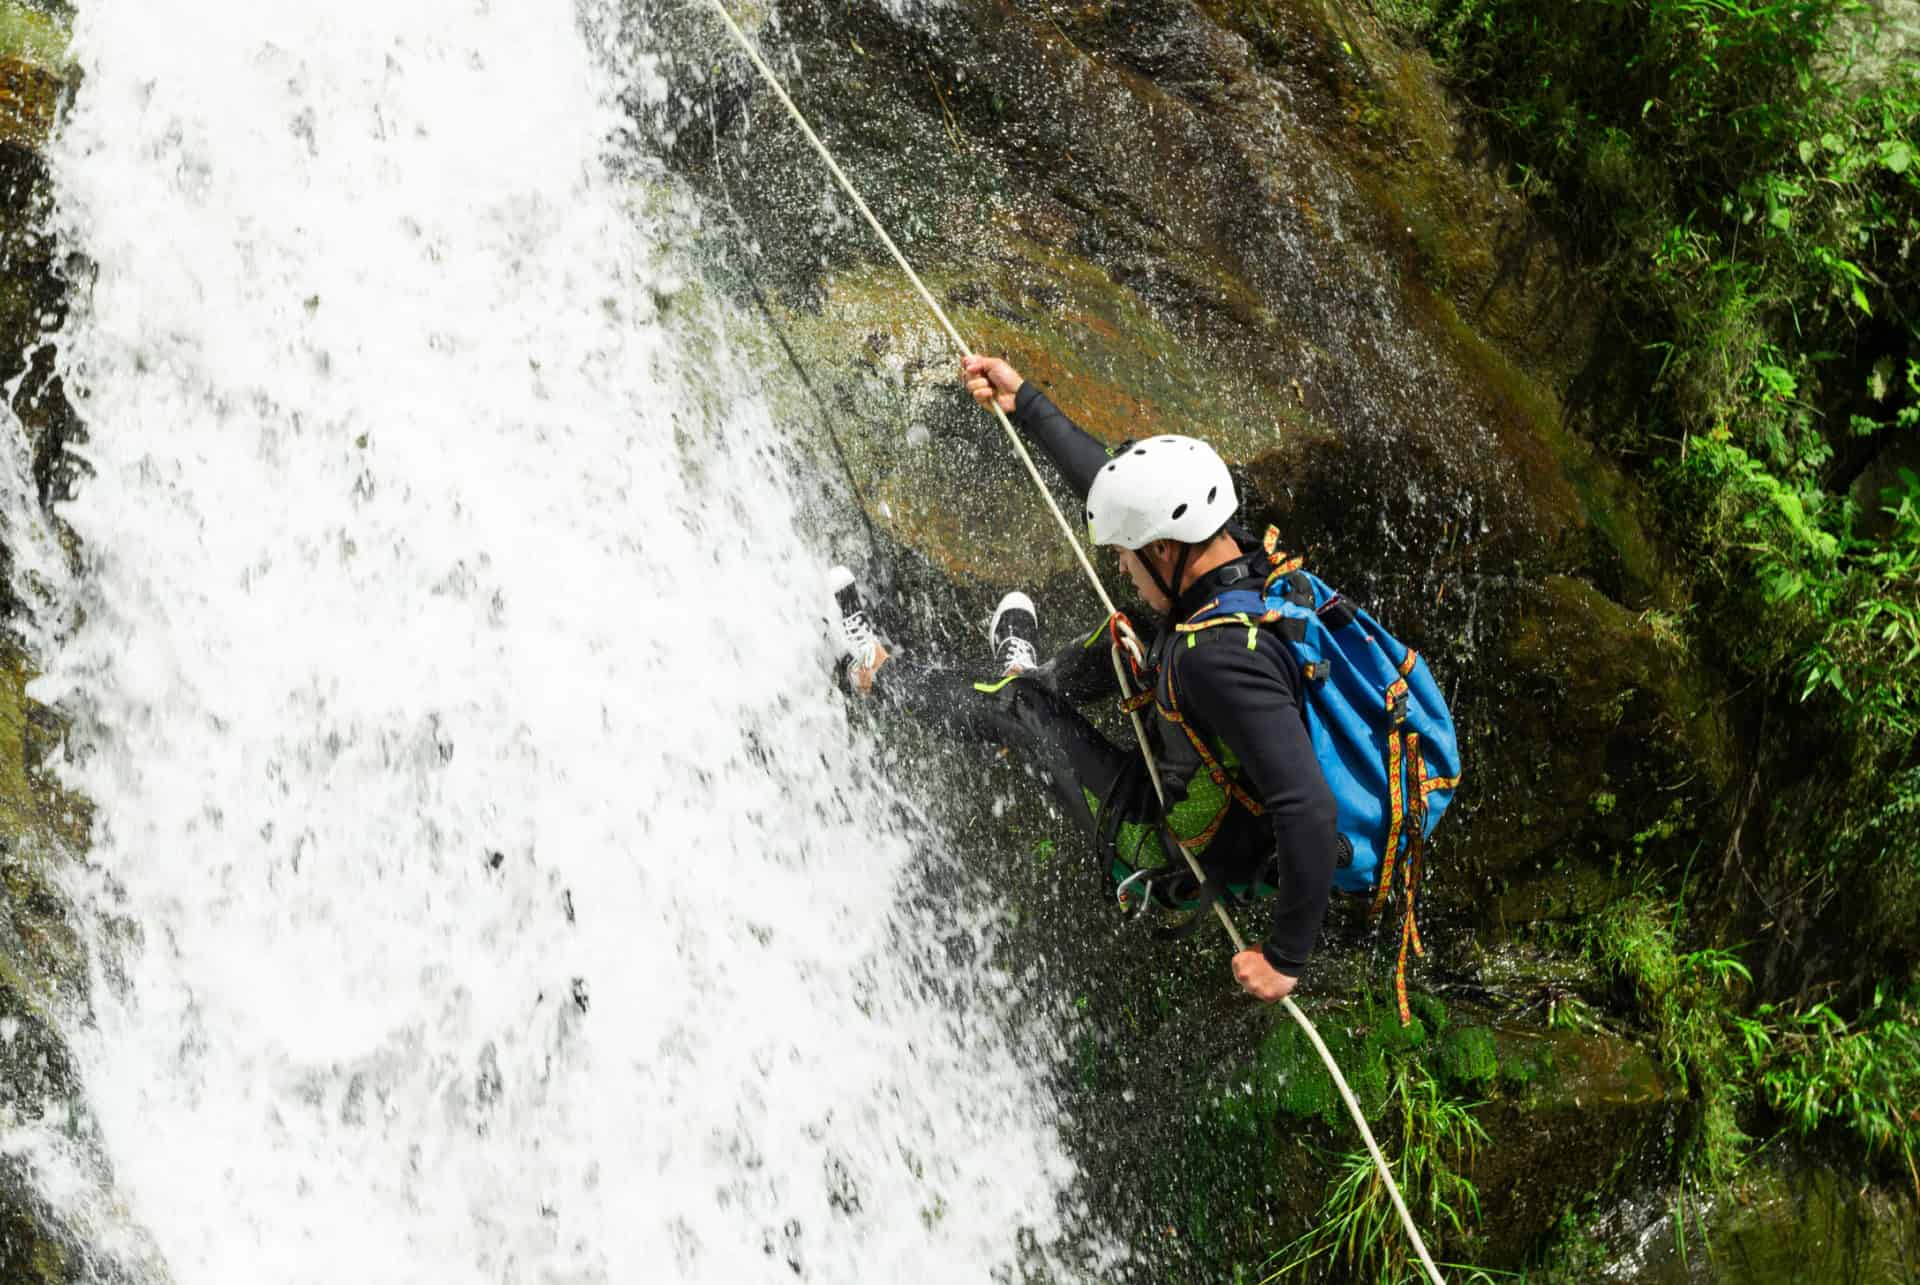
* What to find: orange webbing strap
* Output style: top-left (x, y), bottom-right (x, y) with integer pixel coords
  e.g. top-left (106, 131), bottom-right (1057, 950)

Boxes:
top-left (1261, 525), bottom-right (1304, 588)
top-left (1372, 679), bottom-right (1428, 1024)
top-left (1372, 679), bottom-right (1412, 919)
top-left (1155, 673), bottom-right (1239, 845)
top-left (1119, 628), bottom-right (1269, 857)
top-left (1392, 733), bottom-right (1431, 1025)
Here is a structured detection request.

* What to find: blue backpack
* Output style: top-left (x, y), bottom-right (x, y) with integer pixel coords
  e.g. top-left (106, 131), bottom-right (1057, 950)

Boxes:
top-left (1170, 527), bottom-right (1461, 1020)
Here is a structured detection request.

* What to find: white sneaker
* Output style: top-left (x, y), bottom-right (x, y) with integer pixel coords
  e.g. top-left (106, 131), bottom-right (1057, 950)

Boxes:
top-left (826, 565), bottom-right (883, 676)
top-left (988, 590), bottom-right (1039, 676)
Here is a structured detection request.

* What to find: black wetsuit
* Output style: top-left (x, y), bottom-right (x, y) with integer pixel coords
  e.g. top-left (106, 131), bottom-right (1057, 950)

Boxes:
top-left (877, 385), bottom-right (1339, 976)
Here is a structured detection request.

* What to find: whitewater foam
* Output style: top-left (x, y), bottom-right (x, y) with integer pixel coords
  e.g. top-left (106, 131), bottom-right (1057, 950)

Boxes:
top-left (4, 1), bottom-right (1082, 1280)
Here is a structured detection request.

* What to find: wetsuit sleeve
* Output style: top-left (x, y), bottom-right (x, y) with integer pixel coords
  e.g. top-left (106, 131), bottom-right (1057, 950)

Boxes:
top-left (1173, 634), bottom-right (1338, 975)
top-left (1040, 621), bottom-right (1125, 704)
top-left (1011, 383), bottom-right (1111, 502)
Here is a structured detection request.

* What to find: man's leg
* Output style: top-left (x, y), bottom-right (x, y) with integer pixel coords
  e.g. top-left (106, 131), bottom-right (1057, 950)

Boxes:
top-left (873, 657), bottom-right (1128, 840)
top-left (827, 568), bottom-right (1167, 884)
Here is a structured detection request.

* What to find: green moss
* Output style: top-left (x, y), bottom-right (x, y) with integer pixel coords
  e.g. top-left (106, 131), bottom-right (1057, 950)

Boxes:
top-left (1257, 996), bottom-right (1437, 1126)
top-left (1595, 895), bottom-right (1753, 1181)
top-left (1261, 1020), bottom-right (1348, 1124)
top-left (1406, 994), bottom-right (1448, 1038)
top-left (1497, 1044), bottom-right (1552, 1093)
top-left (0, 647), bottom-right (39, 836)
top-left (0, 1190), bottom-right (71, 1284)
top-left (0, 640), bottom-right (85, 1029)
top-left (27, 1227), bottom-right (64, 1280)
top-left (0, 4), bottom-right (69, 156)
top-left (0, 4), bottom-right (66, 70)
top-left (1436, 1025), bottom-right (1500, 1089)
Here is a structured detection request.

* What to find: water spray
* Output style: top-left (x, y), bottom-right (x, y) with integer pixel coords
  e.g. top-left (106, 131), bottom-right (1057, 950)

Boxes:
top-left (701, 3), bottom-right (1447, 1280)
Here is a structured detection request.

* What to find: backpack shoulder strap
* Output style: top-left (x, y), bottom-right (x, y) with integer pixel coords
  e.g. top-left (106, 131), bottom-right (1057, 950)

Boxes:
top-left (1156, 607), bottom-right (1268, 824)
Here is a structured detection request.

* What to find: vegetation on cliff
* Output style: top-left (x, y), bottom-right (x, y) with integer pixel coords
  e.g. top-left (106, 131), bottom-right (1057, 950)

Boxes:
top-left (0, 0), bottom-right (1909, 1276)
top-left (1371, 0), bottom-right (1920, 1229)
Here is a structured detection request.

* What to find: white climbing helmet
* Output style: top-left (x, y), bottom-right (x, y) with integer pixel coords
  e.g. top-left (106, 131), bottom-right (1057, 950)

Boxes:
top-left (1085, 435), bottom-right (1238, 549)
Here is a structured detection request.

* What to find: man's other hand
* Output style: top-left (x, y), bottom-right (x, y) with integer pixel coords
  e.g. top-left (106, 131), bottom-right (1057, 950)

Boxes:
top-left (1232, 949), bottom-right (1297, 1003)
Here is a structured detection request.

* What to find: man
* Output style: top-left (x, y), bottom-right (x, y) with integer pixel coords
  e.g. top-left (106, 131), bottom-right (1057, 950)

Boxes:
top-left (828, 355), bottom-right (1338, 1002)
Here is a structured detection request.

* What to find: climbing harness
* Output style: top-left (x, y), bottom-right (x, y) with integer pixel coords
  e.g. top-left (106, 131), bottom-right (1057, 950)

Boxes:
top-left (704, 6), bottom-right (1447, 1281)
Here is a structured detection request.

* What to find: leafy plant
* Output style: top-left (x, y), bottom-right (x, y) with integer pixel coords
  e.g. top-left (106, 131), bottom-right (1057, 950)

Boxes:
top-left (1390, 0), bottom-right (1920, 751)
top-left (1364, 0), bottom-right (1920, 1231)
top-left (1743, 984), bottom-right (1920, 1197)
top-left (1263, 1060), bottom-right (1492, 1284)
top-left (1594, 895), bottom-right (1752, 1182)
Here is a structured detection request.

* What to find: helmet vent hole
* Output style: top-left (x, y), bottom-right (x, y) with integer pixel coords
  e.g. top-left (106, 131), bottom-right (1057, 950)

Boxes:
top-left (1206, 486), bottom-right (1218, 504)
top-left (1133, 447), bottom-right (1147, 456)
top-left (1171, 503), bottom-right (1188, 520)
top-left (1105, 463), bottom-right (1116, 472)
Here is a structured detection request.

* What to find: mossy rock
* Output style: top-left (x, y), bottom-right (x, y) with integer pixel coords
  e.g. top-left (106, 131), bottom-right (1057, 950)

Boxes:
top-left (1586, 1155), bottom-right (1920, 1284)
top-left (0, 7), bottom-right (79, 1271)
top-left (1468, 1021), bottom-right (1672, 1264)
top-left (1255, 994), bottom-right (1435, 1126)
top-left (0, 643), bottom-right (86, 1260)
top-left (1491, 859), bottom-right (1622, 928)
top-left (1453, 573), bottom-right (1737, 922)
top-left (1187, 995), bottom-right (1671, 1269)
top-left (1434, 1024), bottom-right (1498, 1089)
top-left (0, 1181), bottom-right (78, 1285)
top-left (0, 3), bottom-right (68, 150)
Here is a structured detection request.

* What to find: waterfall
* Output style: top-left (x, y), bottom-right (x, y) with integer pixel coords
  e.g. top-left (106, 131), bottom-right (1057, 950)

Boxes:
top-left (6, 1), bottom-right (1085, 1279)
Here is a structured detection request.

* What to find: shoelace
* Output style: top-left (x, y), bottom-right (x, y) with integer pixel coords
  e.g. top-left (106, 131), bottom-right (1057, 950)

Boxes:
top-left (997, 633), bottom-right (1038, 675)
top-left (841, 609), bottom-right (881, 669)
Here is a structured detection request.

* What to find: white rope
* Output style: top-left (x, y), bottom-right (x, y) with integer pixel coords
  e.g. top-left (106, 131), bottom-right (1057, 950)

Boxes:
top-left (1107, 646), bottom-right (1445, 1285)
top-left (704, 0), bottom-right (1119, 622)
top-left (707, 6), bottom-right (1444, 1280)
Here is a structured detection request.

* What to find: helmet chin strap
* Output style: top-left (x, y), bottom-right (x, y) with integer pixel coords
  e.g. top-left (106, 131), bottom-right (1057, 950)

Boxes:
top-left (1143, 541), bottom-right (1195, 621)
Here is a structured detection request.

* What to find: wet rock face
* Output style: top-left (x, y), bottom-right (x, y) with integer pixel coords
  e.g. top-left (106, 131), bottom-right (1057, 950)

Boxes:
top-left (0, 649), bottom-right (89, 1282)
top-left (1071, 987), bottom-right (1676, 1274)
top-left (0, 1), bottom-right (76, 625)
top-left (0, 6), bottom-right (84, 1279)
top-left (1587, 1156), bottom-right (1920, 1284)
top-left (682, 0), bottom-right (1749, 976)
top-left (1466, 1019), bottom-right (1671, 1259)
top-left (674, 0), bottom-right (1734, 929)
top-left (667, 0), bottom-right (1763, 1271)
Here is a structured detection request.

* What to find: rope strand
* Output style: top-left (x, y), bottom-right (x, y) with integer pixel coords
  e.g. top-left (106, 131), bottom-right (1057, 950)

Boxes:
top-left (1107, 646), bottom-right (1444, 1285)
top-left (706, 6), bottom-right (1443, 1280)
top-left (703, 0), bottom-right (1117, 620)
